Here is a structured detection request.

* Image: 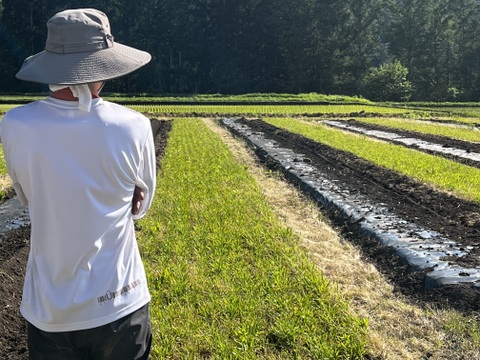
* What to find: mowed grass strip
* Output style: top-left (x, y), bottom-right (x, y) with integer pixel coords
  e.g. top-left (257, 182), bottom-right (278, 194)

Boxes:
top-left (264, 118), bottom-right (480, 203)
top-left (137, 118), bottom-right (368, 359)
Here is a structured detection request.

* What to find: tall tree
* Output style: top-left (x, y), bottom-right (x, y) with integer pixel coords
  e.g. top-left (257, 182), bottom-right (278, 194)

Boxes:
top-left (328, 0), bottom-right (384, 94)
top-left (1, 0), bottom-right (50, 91)
top-left (447, 0), bottom-right (480, 100)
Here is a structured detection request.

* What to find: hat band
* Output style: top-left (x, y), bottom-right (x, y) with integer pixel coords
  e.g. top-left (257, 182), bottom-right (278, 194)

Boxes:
top-left (45, 34), bottom-right (114, 54)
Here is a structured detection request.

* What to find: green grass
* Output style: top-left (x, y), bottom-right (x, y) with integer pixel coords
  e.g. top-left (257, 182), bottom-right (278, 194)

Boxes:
top-left (443, 312), bottom-right (480, 349)
top-left (136, 118), bottom-right (368, 359)
top-left (0, 148), bottom-right (7, 175)
top-left (0, 105), bottom-right (18, 114)
top-left (264, 117), bottom-right (480, 203)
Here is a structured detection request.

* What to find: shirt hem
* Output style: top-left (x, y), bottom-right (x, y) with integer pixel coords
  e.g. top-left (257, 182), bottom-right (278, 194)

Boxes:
top-left (21, 295), bottom-right (151, 333)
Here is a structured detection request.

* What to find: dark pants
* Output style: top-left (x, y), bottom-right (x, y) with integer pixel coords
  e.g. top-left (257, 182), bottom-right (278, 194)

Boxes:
top-left (27, 304), bottom-right (152, 360)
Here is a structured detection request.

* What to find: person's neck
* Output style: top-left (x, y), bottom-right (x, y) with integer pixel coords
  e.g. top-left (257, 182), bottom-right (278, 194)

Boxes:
top-left (50, 87), bottom-right (100, 101)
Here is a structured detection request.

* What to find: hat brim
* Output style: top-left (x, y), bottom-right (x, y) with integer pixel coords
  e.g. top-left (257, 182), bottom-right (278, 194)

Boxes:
top-left (15, 42), bottom-right (151, 85)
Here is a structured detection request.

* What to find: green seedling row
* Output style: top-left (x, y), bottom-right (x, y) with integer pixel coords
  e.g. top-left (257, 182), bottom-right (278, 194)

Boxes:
top-left (0, 101), bottom-right (419, 118)
top-left (127, 104), bottom-right (409, 116)
top-left (137, 118), bottom-right (368, 358)
top-left (108, 93), bottom-right (374, 104)
top-left (264, 117), bottom-right (480, 203)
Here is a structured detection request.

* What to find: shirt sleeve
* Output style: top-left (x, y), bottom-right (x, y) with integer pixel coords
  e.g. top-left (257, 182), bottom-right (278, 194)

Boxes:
top-left (132, 125), bottom-right (156, 220)
top-left (0, 113), bottom-right (29, 207)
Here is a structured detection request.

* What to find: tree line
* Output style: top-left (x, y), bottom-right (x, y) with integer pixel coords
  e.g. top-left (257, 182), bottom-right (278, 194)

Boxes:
top-left (1, 0), bottom-right (480, 101)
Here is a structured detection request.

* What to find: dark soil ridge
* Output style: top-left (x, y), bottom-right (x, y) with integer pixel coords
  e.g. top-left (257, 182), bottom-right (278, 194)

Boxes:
top-left (0, 118), bottom-right (172, 360)
top-left (326, 119), bottom-right (480, 168)
top-left (233, 118), bottom-right (480, 314)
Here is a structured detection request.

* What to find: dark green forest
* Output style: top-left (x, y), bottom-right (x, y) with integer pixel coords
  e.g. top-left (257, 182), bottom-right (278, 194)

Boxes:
top-left (1, 0), bottom-right (480, 101)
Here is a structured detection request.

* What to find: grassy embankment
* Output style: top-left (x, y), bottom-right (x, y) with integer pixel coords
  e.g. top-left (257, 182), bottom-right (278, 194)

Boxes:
top-left (137, 118), bottom-right (368, 358)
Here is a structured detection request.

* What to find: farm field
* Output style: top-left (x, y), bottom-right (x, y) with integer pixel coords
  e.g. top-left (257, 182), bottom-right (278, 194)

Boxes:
top-left (1, 97), bottom-right (480, 359)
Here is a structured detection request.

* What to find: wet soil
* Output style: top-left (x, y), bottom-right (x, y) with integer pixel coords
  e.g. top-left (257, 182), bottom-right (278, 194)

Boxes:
top-left (235, 118), bottom-right (480, 314)
top-left (0, 119), bottom-right (171, 360)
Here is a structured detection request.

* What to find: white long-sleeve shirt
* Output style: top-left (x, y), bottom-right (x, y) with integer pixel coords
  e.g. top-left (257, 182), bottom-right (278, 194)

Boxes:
top-left (0, 97), bottom-right (156, 332)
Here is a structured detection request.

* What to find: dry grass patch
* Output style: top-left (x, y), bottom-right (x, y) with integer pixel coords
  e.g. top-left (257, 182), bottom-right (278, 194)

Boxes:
top-left (204, 118), bottom-right (480, 360)
top-left (0, 175), bottom-right (12, 190)
top-left (0, 175), bottom-right (13, 202)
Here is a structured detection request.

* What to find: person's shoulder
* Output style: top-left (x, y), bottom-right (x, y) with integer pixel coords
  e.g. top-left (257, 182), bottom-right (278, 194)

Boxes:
top-left (101, 100), bottom-right (149, 120)
top-left (3, 100), bottom-right (43, 121)
top-left (99, 101), bottom-right (151, 132)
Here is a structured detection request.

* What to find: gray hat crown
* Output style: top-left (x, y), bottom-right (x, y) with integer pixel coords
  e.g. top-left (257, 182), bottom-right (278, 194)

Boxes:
top-left (45, 9), bottom-right (114, 54)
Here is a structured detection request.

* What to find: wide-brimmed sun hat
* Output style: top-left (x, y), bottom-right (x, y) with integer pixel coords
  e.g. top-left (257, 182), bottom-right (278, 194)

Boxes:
top-left (16, 8), bottom-right (151, 85)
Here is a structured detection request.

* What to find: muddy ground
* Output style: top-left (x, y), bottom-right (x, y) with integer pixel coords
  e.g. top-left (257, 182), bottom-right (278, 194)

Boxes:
top-left (1, 116), bottom-right (480, 358)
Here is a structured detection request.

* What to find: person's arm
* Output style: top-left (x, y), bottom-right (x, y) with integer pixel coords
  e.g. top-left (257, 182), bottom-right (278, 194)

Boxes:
top-left (132, 126), bottom-right (156, 219)
top-left (131, 186), bottom-right (144, 215)
top-left (0, 114), bottom-right (29, 206)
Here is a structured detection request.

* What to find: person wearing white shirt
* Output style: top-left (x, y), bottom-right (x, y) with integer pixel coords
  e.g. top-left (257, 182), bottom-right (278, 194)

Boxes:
top-left (0, 8), bottom-right (155, 360)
